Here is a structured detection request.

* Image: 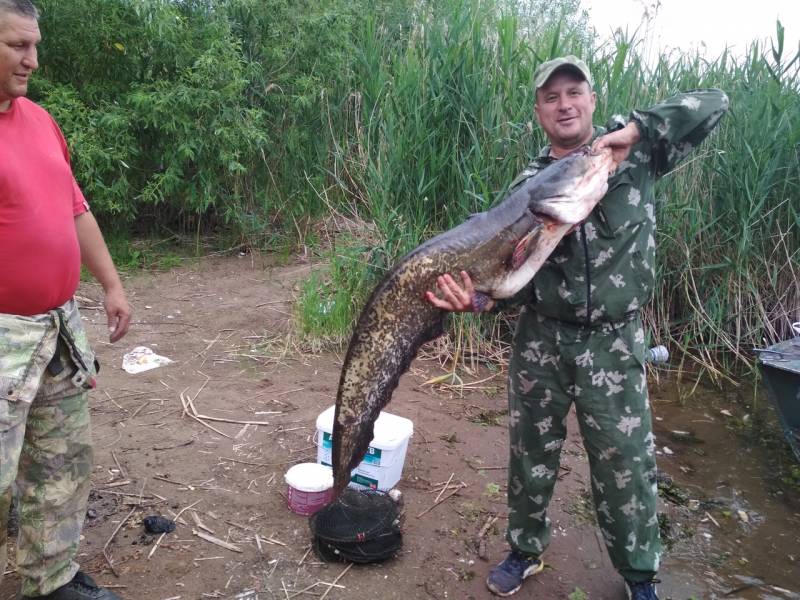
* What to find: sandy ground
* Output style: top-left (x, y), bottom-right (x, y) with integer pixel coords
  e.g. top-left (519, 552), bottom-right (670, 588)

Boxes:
top-left (2, 254), bottom-right (793, 600)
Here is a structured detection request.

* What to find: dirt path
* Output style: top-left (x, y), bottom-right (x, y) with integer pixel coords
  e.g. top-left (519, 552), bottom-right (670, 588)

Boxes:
top-left (2, 255), bottom-right (667, 600)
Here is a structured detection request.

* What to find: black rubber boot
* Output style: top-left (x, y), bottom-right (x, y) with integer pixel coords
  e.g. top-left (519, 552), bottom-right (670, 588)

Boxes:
top-left (22, 571), bottom-right (122, 600)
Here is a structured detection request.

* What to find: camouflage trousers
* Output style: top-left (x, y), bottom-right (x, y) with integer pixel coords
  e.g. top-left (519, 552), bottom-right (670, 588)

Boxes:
top-left (505, 309), bottom-right (661, 582)
top-left (0, 303), bottom-right (95, 596)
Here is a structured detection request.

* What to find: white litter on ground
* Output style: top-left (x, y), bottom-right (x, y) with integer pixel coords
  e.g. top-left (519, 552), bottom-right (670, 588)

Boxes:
top-left (122, 346), bottom-right (174, 374)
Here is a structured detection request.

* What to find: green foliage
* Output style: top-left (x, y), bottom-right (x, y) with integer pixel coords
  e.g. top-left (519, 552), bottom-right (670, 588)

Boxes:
top-left (104, 237), bottom-right (184, 272)
top-left (31, 79), bottom-right (136, 217)
top-left (568, 588), bottom-right (589, 600)
top-left (295, 241), bottom-right (379, 346)
top-left (781, 464), bottom-right (800, 491)
top-left (128, 36), bottom-right (266, 219)
top-left (32, 0), bottom-right (372, 230)
top-left (484, 482), bottom-right (501, 496)
top-left (30, 0), bottom-right (800, 370)
top-left (339, 0), bottom-right (591, 243)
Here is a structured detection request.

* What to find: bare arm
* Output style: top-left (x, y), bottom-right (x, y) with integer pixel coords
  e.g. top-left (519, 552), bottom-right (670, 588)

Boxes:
top-left (75, 211), bottom-right (132, 342)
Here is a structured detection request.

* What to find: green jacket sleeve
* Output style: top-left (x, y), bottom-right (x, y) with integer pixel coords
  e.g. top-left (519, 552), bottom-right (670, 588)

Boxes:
top-left (629, 88), bottom-right (729, 177)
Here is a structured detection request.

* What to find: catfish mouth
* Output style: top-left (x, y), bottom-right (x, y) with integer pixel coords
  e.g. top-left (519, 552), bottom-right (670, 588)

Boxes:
top-left (533, 149), bottom-right (614, 224)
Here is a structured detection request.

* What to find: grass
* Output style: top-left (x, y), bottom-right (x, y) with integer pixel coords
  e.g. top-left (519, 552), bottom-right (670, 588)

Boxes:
top-left (296, 1), bottom-right (799, 381)
top-left (101, 237), bottom-right (185, 273)
top-left (51, 0), bottom-right (797, 382)
top-left (295, 238), bottom-right (382, 349)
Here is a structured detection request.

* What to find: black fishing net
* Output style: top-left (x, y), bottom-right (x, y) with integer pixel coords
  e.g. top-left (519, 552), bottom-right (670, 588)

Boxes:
top-left (309, 489), bottom-right (402, 563)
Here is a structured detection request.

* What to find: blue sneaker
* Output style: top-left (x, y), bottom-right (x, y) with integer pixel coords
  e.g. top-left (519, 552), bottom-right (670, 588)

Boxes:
top-left (486, 550), bottom-right (544, 596)
top-left (625, 579), bottom-right (660, 600)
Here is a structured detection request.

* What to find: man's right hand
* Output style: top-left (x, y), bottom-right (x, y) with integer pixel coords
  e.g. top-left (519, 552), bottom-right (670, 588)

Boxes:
top-left (592, 121), bottom-right (641, 171)
top-left (425, 271), bottom-right (495, 313)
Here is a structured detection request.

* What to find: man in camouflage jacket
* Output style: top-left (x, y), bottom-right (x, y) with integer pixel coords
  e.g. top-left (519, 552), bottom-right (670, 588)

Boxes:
top-left (427, 56), bottom-right (728, 599)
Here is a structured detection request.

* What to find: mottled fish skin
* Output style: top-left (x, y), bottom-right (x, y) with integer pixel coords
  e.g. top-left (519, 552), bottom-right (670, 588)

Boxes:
top-left (331, 147), bottom-right (613, 496)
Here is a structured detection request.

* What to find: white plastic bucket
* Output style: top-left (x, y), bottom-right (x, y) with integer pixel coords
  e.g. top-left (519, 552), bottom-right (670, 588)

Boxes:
top-left (284, 463), bottom-right (334, 515)
top-left (315, 405), bottom-right (413, 491)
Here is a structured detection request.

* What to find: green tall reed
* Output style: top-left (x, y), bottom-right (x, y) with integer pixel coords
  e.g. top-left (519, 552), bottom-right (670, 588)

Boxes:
top-left (312, 1), bottom-right (799, 374)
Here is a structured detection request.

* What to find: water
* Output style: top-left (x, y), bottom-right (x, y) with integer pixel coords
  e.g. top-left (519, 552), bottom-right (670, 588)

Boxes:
top-left (651, 377), bottom-right (800, 599)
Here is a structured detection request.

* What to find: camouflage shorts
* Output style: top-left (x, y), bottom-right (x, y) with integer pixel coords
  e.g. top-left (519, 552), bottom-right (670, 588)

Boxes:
top-left (0, 301), bottom-right (95, 596)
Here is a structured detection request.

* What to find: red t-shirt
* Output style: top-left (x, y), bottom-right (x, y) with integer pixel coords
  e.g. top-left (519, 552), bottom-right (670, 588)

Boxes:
top-left (0, 97), bottom-right (89, 316)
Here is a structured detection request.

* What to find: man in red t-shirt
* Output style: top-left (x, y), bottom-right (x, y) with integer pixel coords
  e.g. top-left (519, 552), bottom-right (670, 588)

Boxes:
top-left (0, 2), bottom-right (131, 599)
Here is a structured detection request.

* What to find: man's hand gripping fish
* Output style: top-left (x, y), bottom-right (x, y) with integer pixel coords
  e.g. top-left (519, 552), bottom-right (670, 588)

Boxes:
top-left (331, 147), bottom-right (614, 496)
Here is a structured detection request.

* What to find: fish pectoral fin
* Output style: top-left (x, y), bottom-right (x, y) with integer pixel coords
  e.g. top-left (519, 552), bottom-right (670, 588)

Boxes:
top-left (511, 221), bottom-right (545, 270)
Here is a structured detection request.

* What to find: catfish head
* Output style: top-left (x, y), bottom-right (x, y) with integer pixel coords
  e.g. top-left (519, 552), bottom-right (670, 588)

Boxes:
top-left (429, 146), bottom-right (614, 302)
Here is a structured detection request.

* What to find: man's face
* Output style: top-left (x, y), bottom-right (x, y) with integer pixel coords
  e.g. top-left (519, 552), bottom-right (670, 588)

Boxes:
top-left (534, 71), bottom-right (596, 154)
top-left (0, 12), bottom-right (40, 111)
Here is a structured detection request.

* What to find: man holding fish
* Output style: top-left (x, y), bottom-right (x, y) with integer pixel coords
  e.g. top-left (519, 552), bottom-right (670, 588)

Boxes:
top-left (426, 56), bottom-right (728, 598)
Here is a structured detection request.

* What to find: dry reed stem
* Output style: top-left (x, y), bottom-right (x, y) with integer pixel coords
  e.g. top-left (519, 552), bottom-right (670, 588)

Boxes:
top-left (417, 483), bottom-right (467, 518)
top-left (434, 473), bottom-right (455, 503)
top-left (318, 563), bottom-right (354, 600)
top-left (148, 499), bottom-right (202, 559)
top-left (102, 507), bottom-right (137, 577)
top-left (193, 529), bottom-right (243, 553)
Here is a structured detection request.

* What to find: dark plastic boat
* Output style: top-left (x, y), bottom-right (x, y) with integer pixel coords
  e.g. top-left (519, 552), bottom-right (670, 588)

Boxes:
top-left (756, 323), bottom-right (800, 462)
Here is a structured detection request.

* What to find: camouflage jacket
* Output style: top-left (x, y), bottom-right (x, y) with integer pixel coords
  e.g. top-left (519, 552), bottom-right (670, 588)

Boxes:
top-left (506, 89), bottom-right (729, 325)
top-left (0, 299), bottom-right (95, 404)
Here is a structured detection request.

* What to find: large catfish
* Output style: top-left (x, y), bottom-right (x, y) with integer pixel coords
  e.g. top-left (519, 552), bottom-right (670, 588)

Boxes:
top-left (331, 146), bottom-right (614, 496)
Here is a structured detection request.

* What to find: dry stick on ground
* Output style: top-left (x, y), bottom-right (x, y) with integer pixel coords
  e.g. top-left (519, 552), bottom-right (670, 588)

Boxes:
top-left (191, 332), bottom-right (222, 363)
top-left (466, 462), bottom-right (506, 471)
top-left (103, 390), bottom-right (125, 410)
top-left (178, 386), bottom-right (191, 418)
top-left (105, 390), bottom-right (153, 403)
top-left (192, 372), bottom-right (212, 405)
top-left (153, 474), bottom-right (201, 490)
top-left (218, 456), bottom-right (309, 468)
top-left (153, 439), bottom-right (195, 451)
top-left (193, 529), bottom-right (243, 553)
top-left (180, 392), bottom-right (234, 439)
top-left (121, 400), bottom-right (150, 424)
top-left (110, 451), bottom-right (126, 480)
top-left (93, 489), bottom-right (159, 500)
top-left (218, 457), bottom-right (271, 467)
top-left (103, 507), bottom-right (137, 577)
top-left (705, 511), bottom-right (721, 528)
top-left (191, 510), bottom-right (215, 535)
top-left (286, 581), bottom-right (346, 600)
top-left (281, 579), bottom-right (291, 600)
top-left (318, 563), bottom-right (354, 600)
top-left (148, 499), bottom-right (202, 559)
top-left (184, 371), bottom-right (273, 426)
top-left (100, 480), bottom-right (132, 489)
top-left (416, 483), bottom-right (467, 518)
top-left (434, 473), bottom-right (455, 503)
top-left (477, 515), bottom-right (499, 539)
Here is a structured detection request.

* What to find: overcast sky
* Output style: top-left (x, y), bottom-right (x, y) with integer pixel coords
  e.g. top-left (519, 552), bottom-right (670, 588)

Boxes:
top-left (580, 0), bottom-right (800, 61)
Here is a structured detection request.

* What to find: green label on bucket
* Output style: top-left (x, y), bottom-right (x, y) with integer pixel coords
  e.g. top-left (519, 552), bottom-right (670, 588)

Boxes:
top-left (362, 446), bottom-right (382, 465)
top-left (322, 432), bottom-right (382, 465)
top-left (319, 461), bottom-right (379, 489)
top-left (351, 473), bottom-right (379, 489)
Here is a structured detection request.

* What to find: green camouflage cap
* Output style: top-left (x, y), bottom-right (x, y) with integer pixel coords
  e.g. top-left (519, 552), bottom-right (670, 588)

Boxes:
top-left (533, 55), bottom-right (593, 91)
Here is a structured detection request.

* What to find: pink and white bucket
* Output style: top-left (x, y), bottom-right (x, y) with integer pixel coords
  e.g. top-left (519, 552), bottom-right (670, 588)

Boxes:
top-left (284, 463), bottom-right (334, 516)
